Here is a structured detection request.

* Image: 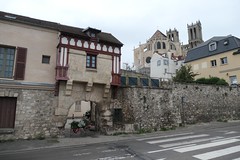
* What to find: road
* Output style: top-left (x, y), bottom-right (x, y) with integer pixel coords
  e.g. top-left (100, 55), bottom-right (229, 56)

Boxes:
top-left (1, 124), bottom-right (240, 160)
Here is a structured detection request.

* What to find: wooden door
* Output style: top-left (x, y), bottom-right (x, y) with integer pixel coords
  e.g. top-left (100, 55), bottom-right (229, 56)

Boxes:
top-left (0, 97), bottom-right (17, 128)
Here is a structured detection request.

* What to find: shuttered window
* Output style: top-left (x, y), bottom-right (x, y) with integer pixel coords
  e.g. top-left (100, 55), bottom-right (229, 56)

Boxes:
top-left (14, 47), bottom-right (27, 80)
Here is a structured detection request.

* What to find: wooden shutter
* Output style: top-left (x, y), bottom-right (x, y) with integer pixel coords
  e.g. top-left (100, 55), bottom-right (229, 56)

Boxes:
top-left (14, 47), bottom-right (27, 80)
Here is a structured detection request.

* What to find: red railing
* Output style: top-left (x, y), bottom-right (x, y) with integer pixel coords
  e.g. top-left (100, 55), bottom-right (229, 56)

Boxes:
top-left (56, 66), bottom-right (69, 80)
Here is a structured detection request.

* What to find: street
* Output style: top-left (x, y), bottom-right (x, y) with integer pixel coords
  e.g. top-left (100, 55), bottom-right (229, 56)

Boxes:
top-left (0, 123), bottom-right (240, 160)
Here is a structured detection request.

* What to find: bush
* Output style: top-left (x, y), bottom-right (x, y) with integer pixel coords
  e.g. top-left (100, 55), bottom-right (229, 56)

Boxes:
top-left (195, 77), bottom-right (228, 86)
top-left (216, 79), bottom-right (228, 85)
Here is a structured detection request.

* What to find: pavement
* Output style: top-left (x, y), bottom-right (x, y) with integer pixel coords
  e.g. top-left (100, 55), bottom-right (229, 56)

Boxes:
top-left (0, 120), bottom-right (240, 154)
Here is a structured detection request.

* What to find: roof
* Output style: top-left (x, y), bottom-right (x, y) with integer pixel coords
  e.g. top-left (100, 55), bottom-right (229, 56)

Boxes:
top-left (185, 35), bottom-right (240, 63)
top-left (149, 30), bottom-right (167, 41)
top-left (0, 11), bottom-right (123, 46)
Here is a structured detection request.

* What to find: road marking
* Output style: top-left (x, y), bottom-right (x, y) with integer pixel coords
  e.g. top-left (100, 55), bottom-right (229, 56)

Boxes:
top-left (147, 144), bottom-right (196, 154)
top-left (73, 152), bottom-right (91, 156)
top-left (156, 158), bottom-right (166, 160)
top-left (93, 154), bottom-right (135, 160)
top-left (102, 149), bottom-right (117, 153)
top-left (174, 138), bottom-right (240, 153)
top-left (160, 136), bottom-right (223, 148)
top-left (147, 134), bottom-right (209, 144)
top-left (232, 158), bottom-right (240, 160)
top-left (212, 135), bottom-right (240, 142)
top-left (225, 131), bottom-right (238, 135)
top-left (137, 132), bottom-right (194, 141)
top-left (193, 145), bottom-right (240, 160)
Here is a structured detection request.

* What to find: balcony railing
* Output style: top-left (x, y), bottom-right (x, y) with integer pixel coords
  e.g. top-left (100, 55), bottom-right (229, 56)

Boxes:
top-left (56, 66), bottom-right (69, 80)
top-left (111, 73), bottom-right (121, 86)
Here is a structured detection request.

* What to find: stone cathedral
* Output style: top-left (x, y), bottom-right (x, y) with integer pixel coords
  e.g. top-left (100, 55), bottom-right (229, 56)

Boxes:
top-left (134, 21), bottom-right (203, 75)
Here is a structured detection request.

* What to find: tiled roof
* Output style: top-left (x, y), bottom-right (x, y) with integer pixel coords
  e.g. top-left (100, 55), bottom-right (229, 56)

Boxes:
top-left (185, 35), bottom-right (240, 63)
top-left (0, 11), bottom-right (123, 46)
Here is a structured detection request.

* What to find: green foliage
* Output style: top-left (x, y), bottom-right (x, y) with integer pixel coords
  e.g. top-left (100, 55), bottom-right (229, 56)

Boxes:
top-left (216, 79), bottom-right (229, 85)
top-left (173, 65), bottom-right (198, 83)
top-left (195, 77), bottom-right (228, 85)
top-left (71, 121), bottom-right (79, 129)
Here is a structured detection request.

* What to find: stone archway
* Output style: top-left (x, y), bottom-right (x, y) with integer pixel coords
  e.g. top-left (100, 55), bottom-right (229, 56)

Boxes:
top-left (64, 100), bottom-right (100, 137)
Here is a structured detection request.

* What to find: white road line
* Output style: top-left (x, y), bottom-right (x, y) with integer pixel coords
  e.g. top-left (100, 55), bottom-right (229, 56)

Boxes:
top-left (147, 144), bottom-right (196, 154)
top-left (160, 136), bottom-right (223, 148)
top-left (73, 152), bottom-right (91, 156)
top-left (174, 138), bottom-right (240, 153)
top-left (147, 134), bottom-right (209, 144)
top-left (212, 135), bottom-right (240, 142)
top-left (156, 158), bottom-right (166, 160)
top-left (193, 145), bottom-right (240, 160)
top-left (137, 132), bottom-right (194, 141)
top-left (225, 131), bottom-right (238, 135)
top-left (232, 158), bottom-right (240, 160)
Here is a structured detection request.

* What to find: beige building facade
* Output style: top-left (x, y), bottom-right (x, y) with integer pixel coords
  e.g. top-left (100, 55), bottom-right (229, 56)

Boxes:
top-left (185, 35), bottom-right (240, 85)
top-left (0, 11), bottom-right (123, 139)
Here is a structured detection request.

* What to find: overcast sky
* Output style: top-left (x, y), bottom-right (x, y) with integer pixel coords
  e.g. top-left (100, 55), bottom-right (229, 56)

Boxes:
top-left (1, 0), bottom-right (240, 66)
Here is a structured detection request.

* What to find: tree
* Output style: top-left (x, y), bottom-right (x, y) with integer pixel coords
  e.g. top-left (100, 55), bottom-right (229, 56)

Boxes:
top-left (173, 65), bottom-right (198, 83)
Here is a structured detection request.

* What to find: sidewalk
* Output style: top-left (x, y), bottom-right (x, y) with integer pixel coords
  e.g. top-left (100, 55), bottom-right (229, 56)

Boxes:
top-left (0, 120), bottom-right (239, 153)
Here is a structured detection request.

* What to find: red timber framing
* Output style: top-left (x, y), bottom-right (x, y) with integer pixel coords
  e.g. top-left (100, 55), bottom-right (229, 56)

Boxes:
top-left (56, 34), bottom-right (122, 85)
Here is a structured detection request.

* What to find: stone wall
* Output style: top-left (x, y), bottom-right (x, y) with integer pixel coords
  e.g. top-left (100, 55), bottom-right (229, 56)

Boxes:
top-left (172, 83), bottom-right (240, 124)
top-left (0, 88), bottom-right (58, 140)
top-left (113, 83), bottom-right (240, 132)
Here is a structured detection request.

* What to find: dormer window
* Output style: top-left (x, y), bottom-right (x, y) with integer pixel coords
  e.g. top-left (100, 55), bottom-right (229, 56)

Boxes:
top-left (223, 40), bottom-right (229, 45)
top-left (83, 27), bottom-right (101, 38)
top-left (209, 42), bottom-right (217, 51)
top-left (90, 33), bottom-right (96, 38)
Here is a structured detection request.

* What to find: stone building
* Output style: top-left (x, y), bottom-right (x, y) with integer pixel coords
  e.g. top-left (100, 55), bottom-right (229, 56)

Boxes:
top-left (134, 29), bottom-right (185, 76)
top-left (134, 21), bottom-right (203, 79)
top-left (0, 11), bottom-right (123, 139)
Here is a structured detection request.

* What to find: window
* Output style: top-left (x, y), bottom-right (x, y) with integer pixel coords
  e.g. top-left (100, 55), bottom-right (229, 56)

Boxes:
top-left (0, 46), bottom-right (27, 80)
top-left (211, 60), bottom-right (217, 67)
top-left (163, 59), bottom-right (169, 65)
top-left (164, 68), bottom-right (167, 73)
top-left (170, 44), bottom-right (176, 50)
top-left (220, 57), bottom-right (228, 65)
top-left (42, 55), bottom-right (50, 64)
top-left (162, 42), bottom-right (166, 49)
top-left (157, 60), bottom-right (161, 66)
top-left (229, 75), bottom-right (237, 85)
top-left (157, 42), bottom-right (161, 49)
top-left (209, 42), bottom-right (217, 51)
top-left (86, 54), bottom-right (97, 68)
top-left (0, 46), bottom-right (15, 78)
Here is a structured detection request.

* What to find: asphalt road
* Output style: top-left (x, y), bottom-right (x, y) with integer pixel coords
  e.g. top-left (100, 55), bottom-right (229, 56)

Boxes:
top-left (1, 124), bottom-right (240, 160)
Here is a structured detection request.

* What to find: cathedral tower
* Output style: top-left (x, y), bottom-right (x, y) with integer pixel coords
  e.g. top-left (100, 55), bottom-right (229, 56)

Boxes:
top-left (167, 28), bottom-right (179, 42)
top-left (187, 21), bottom-right (203, 48)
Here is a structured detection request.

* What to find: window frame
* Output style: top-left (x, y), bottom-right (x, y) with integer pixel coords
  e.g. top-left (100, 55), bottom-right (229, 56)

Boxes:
top-left (0, 45), bottom-right (16, 79)
top-left (86, 53), bottom-right (97, 69)
top-left (220, 57), bottom-right (228, 65)
top-left (42, 55), bottom-right (50, 64)
top-left (210, 60), bottom-right (217, 67)
top-left (157, 60), bottom-right (161, 66)
top-left (163, 59), bottom-right (169, 65)
top-left (209, 42), bottom-right (217, 51)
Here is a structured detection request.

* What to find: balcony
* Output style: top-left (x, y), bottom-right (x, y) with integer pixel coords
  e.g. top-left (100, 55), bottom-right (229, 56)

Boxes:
top-left (111, 73), bottom-right (121, 86)
top-left (56, 66), bottom-right (69, 80)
